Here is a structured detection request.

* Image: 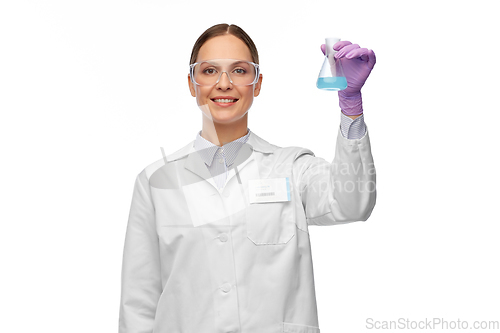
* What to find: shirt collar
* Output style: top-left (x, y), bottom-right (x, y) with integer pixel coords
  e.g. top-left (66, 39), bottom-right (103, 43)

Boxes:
top-left (194, 128), bottom-right (252, 167)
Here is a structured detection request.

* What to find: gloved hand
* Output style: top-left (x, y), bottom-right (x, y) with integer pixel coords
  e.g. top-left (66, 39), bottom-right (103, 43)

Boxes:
top-left (321, 41), bottom-right (376, 116)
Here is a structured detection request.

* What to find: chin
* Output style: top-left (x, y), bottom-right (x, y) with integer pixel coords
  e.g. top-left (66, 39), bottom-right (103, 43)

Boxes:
top-left (212, 117), bottom-right (240, 125)
top-left (210, 111), bottom-right (245, 124)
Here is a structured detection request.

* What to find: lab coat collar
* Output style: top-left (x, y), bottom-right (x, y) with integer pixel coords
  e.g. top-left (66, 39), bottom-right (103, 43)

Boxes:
top-left (165, 130), bottom-right (278, 162)
top-left (165, 131), bottom-right (277, 191)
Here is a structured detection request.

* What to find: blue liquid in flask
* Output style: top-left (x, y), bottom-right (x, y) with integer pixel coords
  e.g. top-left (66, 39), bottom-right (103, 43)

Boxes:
top-left (316, 77), bottom-right (348, 91)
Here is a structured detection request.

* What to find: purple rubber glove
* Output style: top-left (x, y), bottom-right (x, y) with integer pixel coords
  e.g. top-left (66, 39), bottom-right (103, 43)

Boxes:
top-left (321, 41), bottom-right (376, 115)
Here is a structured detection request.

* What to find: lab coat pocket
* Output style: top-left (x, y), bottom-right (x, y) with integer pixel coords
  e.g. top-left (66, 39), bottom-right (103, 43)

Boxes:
top-left (246, 200), bottom-right (295, 245)
top-left (282, 322), bottom-right (321, 333)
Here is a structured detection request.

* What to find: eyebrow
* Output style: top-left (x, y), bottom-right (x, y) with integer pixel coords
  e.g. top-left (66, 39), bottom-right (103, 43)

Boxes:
top-left (201, 60), bottom-right (248, 66)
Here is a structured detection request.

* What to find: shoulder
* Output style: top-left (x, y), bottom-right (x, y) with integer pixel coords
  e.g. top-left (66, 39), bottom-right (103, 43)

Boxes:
top-left (247, 131), bottom-right (315, 162)
top-left (277, 146), bottom-right (315, 161)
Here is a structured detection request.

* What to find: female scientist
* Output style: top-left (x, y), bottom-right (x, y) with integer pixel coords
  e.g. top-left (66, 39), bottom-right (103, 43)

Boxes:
top-left (119, 23), bottom-right (376, 333)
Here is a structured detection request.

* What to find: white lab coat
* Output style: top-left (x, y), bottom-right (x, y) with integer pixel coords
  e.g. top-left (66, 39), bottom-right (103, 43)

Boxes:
top-left (119, 125), bottom-right (376, 333)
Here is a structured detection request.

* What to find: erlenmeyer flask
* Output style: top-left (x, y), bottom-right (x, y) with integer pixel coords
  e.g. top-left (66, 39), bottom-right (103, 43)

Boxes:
top-left (316, 37), bottom-right (347, 91)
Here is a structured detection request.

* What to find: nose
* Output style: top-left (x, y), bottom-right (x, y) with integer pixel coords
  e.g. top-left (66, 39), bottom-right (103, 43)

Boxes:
top-left (216, 71), bottom-right (232, 90)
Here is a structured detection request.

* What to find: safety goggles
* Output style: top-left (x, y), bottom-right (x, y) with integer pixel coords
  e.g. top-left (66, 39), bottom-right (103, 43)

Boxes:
top-left (189, 58), bottom-right (260, 86)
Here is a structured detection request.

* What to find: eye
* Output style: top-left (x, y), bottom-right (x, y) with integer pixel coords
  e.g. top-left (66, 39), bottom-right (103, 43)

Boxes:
top-left (202, 68), bottom-right (217, 75)
top-left (233, 68), bottom-right (247, 75)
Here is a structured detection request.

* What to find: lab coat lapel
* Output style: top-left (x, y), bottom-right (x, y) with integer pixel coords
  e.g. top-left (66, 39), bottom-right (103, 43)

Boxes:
top-left (180, 147), bottom-right (222, 226)
top-left (183, 148), bottom-right (219, 190)
top-left (225, 143), bottom-right (254, 185)
top-left (226, 131), bottom-right (278, 186)
top-left (163, 141), bottom-right (217, 191)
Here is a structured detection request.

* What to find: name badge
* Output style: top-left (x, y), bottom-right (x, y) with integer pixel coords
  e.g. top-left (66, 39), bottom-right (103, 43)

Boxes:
top-left (248, 177), bottom-right (291, 204)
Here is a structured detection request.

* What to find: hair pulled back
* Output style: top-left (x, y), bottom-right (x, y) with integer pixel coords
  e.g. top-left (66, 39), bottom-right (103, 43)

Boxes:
top-left (189, 24), bottom-right (259, 65)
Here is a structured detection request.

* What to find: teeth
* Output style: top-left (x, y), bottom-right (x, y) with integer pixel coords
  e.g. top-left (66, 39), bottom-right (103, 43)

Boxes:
top-left (213, 99), bottom-right (236, 103)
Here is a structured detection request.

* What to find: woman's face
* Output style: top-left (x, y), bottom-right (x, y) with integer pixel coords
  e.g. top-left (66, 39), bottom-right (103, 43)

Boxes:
top-left (188, 34), bottom-right (262, 125)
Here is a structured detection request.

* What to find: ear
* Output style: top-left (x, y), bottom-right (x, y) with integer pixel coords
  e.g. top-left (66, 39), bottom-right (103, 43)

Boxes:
top-left (253, 74), bottom-right (263, 97)
top-left (188, 74), bottom-right (196, 97)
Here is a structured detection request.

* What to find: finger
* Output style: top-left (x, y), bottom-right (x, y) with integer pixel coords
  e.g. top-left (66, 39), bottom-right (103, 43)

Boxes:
top-left (320, 44), bottom-right (326, 55)
top-left (367, 49), bottom-right (376, 68)
top-left (345, 47), bottom-right (370, 59)
top-left (335, 43), bottom-right (359, 59)
top-left (333, 40), bottom-right (352, 51)
top-left (346, 48), bottom-right (376, 68)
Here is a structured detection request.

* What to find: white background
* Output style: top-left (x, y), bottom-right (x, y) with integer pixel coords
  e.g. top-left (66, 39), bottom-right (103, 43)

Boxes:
top-left (1, 0), bottom-right (499, 332)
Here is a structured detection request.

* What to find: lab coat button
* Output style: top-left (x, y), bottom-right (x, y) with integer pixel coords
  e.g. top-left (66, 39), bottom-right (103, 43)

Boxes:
top-left (219, 233), bottom-right (228, 242)
top-left (223, 190), bottom-right (230, 198)
top-left (221, 283), bottom-right (231, 293)
top-left (219, 158), bottom-right (224, 164)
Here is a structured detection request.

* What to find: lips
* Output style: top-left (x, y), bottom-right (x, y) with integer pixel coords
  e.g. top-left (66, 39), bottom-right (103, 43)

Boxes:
top-left (210, 96), bottom-right (239, 108)
top-left (211, 96), bottom-right (239, 103)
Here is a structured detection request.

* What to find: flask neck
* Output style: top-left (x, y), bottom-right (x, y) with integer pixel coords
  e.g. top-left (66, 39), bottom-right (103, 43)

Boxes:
top-left (325, 37), bottom-right (340, 57)
top-left (325, 48), bottom-right (337, 57)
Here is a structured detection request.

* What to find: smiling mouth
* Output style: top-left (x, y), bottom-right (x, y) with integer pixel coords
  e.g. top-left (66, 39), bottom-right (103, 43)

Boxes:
top-left (211, 98), bottom-right (238, 103)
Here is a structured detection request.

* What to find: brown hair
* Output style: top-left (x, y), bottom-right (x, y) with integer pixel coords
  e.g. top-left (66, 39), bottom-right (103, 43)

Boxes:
top-left (189, 24), bottom-right (259, 65)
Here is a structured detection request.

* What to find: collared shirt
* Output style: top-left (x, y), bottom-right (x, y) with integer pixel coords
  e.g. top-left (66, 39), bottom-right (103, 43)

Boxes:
top-left (194, 128), bottom-right (251, 190)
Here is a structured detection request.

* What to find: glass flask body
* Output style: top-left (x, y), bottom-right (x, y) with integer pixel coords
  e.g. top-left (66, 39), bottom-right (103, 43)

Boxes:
top-left (316, 37), bottom-right (347, 91)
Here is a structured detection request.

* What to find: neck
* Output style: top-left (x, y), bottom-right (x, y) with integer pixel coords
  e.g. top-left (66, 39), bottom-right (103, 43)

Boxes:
top-left (200, 112), bottom-right (249, 147)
